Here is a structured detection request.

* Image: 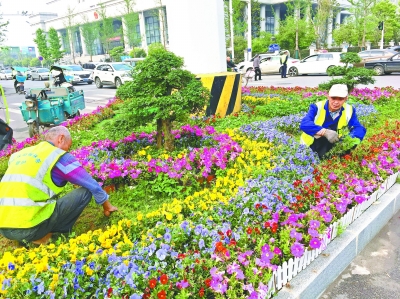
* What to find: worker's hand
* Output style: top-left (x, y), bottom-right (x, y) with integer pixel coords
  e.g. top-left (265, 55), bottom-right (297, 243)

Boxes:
top-left (102, 200), bottom-right (118, 217)
top-left (324, 129), bottom-right (339, 143)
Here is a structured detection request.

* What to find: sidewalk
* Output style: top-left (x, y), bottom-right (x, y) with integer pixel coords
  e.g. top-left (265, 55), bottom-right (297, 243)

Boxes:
top-left (320, 208), bottom-right (400, 299)
top-left (276, 183), bottom-right (400, 299)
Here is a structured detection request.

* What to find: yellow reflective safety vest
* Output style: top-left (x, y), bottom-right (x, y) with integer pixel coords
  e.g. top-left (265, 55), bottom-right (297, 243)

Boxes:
top-left (0, 142), bottom-right (66, 228)
top-left (300, 100), bottom-right (353, 146)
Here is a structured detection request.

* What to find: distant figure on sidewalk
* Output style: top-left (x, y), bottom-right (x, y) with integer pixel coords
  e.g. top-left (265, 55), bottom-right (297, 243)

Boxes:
top-left (280, 50), bottom-right (289, 78)
top-left (253, 54), bottom-right (261, 81)
top-left (226, 56), bottom-right (237, 72)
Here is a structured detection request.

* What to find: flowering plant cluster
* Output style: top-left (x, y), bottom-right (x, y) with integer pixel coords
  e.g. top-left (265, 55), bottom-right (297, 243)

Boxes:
top-left (70, 125), bottom-right (242, 186)
top-left (0, 88), bottom-right (399, 299)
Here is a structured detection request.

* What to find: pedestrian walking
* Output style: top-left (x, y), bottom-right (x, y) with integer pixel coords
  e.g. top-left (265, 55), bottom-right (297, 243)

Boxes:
top-left (253, 54), bottom-right (261, 81)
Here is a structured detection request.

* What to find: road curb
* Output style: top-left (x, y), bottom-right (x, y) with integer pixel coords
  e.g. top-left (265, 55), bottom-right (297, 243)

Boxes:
top-left (276, 183), bottom-right (400, 299)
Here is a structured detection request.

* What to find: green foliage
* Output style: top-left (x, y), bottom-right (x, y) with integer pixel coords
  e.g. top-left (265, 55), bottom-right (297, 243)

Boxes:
top-left (109, 46), bottom-right (125, 62)
top-left (371, 0), bottom-right (399, 43)
top-left (319, 52), bottom-right (375, 92)
top-left (147, 43), bottom-right (165, 56)
top-left (276, 16), bottom-right (315, 50)
top-left (129, 48), bottom-right (147, 58)
top-left (115, 48), bottom-right (210, 151)
top-left (232, 35), bottom-right (247, 62)
top-left (252, 32), bottom-right (273, 54)
top-left (34, 29), bottom-right (50, 60)
top-left (80, 17), bottom-right (99, 60)
top-left (255, 98), bottom-right (315, 119)
top-left (332, 20), bottom-right (359, 46)
top-left (48, 28), bottom-right (64, 62)
top-left (29, 58), bottom-right (41, 67)
top-left (98, 3), bottom-right (117, 55)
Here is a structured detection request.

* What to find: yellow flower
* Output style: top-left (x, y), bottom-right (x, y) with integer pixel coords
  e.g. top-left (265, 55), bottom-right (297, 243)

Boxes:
top-left (85, 267), bottom-right (94, 276)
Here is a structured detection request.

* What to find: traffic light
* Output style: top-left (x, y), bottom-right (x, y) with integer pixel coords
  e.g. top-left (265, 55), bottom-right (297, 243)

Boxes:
top-left (378, 21), bottom-right (383, 31)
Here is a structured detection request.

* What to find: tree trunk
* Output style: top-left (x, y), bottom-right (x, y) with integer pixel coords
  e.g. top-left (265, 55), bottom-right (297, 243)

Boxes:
top-left (162, 119), bottom-right (174, 152)
top-left (156, 119), bottom-right (162, 149)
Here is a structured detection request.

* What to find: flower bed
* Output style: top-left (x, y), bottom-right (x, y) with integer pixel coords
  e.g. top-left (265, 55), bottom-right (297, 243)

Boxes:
top-left (0, 87), bottom-right (399, 298)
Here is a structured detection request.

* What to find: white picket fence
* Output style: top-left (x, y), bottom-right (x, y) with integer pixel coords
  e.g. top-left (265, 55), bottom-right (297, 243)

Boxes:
top-left (265, 171), bottom-right (399, 297)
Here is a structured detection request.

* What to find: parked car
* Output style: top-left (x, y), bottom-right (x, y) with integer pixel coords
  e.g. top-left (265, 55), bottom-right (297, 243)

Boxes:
top-left (0, 69), bottom-right (13, 80)
top-left (30, 68), bottom-right (50, 81)
top-left (364, 52), bottom-right (400, 75)
top-left (91, 63), bottom-right (133, 88)
top-left (386, 46), bottom-right (400, 53)
top-left (62, 65), bottom-right (93, 85)
top-left (26, 67), bottom-right (36, 79)
top-left (122, 58), bottom-right (145, 68)
top-left (288, 52), bottom-right (347, 76)
top-left (236, 53), bottom-right (280, 70)
top-left (356, 49), bottom-right (397, 67)
top-left (238, 56), bottom-right (299, 75)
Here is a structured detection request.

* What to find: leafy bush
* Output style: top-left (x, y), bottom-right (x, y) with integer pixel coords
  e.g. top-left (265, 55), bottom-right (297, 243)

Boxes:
top-left (129, 48), bottom-right (147, 58)
top-left (116, 48), bottom-right (210, 151)
top-left (319, 52), bottom-right (376, 92)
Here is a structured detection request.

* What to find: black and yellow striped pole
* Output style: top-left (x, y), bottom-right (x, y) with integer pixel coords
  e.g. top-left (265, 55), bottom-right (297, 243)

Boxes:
top-left (197, 72), bottom-right (242, 118)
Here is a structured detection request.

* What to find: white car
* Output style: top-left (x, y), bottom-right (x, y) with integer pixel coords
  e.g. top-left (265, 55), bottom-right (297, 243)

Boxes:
top-left (92, 63), bottom-right (133, 88)
top-left (288, 52), bottom-right (347, 76)
top-left (236, 53), bottom-right (279, 70)
top-left (0, 69), bottom-right (13, 80)
top-left (62, 65), bottom-right (93, 85)
top-left (238, 56), bottom-right (299, 75)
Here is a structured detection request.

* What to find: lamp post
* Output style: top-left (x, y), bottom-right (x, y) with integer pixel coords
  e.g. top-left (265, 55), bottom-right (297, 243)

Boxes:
top-left (229, 0), bottom-right (234, 60)
top-left (246, 0), bottom-right (252, 61)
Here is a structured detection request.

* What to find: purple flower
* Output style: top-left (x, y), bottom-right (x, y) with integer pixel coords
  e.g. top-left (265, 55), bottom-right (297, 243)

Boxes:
top-left (309, 238), bottom-right (322, 249)
top-left (328, 172), bottom-right (337, 180)
top-left (248, 291), bottom-right (258, 299)
top-left (176, 280), bottom-right (190, 289)
top-left (290, 242), bottom-right (305, 258)
top-left (290, 229), bottom-right (303, 241)
top-left (210, 278), bottom-right (228, 294)
top-left (309, 220), bottom-right (320, 229)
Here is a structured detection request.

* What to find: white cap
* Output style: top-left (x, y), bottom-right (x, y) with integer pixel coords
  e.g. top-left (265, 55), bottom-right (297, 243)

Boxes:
top-left (329, 84), bottom-right (348, 98)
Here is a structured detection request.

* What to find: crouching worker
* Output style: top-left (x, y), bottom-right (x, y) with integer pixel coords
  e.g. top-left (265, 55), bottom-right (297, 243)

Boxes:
top-left (300, 84), bottom-right (366, 159)
top-left (0, 126), bottom-right (118, 245)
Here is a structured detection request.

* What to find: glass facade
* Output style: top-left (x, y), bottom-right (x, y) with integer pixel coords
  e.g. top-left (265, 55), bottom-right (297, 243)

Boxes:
top-left (144, 10), bottom-right (161, 45)
top-left (265, 6), bottom-right (275, 34)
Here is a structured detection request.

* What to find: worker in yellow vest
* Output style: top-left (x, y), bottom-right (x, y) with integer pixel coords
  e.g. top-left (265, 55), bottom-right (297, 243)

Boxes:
top-left (0, 126), bottom-right (118, 245)
top-left (300, 84), bottom-right (366, 159)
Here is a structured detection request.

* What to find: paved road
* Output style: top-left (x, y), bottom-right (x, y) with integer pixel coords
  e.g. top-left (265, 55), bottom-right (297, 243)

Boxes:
top-left (320, 208), bottom-right (400, 299)
top-left (246, 73), bottom-right (400, 89)
top-left (0, 79), bottom-right (116, 141)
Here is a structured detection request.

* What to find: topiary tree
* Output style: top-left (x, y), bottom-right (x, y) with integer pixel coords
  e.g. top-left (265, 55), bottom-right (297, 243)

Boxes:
top-left (109, 46), bottom-right (125, 62)
top-left (116, 48), bottom-right (210, 151)
top-left (129, 48), bottom-right (146, 58)
top-left (319, 52), bottom-right (376, 92)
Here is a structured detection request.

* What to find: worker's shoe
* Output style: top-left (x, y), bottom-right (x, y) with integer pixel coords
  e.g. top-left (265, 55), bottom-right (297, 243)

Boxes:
top-left (32, 233), bottom-right (53, 245)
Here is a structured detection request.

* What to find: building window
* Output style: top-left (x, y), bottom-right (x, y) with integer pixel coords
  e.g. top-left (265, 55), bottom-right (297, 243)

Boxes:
top-left (265, 6), bottom-right (274, 34)
top-left (145, 10), bottom-right (161, 45)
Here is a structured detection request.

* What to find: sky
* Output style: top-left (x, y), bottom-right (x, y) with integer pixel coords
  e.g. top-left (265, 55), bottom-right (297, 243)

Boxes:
top-left (1, 0), bottom-right (49, 48)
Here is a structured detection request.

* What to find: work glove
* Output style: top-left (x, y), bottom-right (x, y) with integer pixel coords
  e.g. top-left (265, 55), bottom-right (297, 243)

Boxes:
top-left (324, 129), bottom-right (339, 144)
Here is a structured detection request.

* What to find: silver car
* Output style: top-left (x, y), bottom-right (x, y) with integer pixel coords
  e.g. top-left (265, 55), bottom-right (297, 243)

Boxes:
top-left (0, 69), bottom-right (13, 80)
top-left (30, 68), bottom-right (50, 81)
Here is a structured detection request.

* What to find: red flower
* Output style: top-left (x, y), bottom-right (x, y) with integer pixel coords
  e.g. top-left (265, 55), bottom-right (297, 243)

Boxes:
top-left (226, 230), bottom-right (232, 237)
top-left (160, 274), bottom-right (168, 285)
top-left (178, 253), bottom-right (186, 259)
top-left (229, 239), bottom-right (237, 246)
top-left (246, 227), bottom-right (252, 235)
top-left (143, 294), bottom-right (150, 299)
top-left (107, 287), bottom-right (113, 298)
top-left (149, 278), bottom-right (157, 289)
top-left (205, 278), bottom-right (211, 287)
top-left (199, 287), bottom-right (205, 297)
top-left (157, 290), bottom-right (167, 299)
